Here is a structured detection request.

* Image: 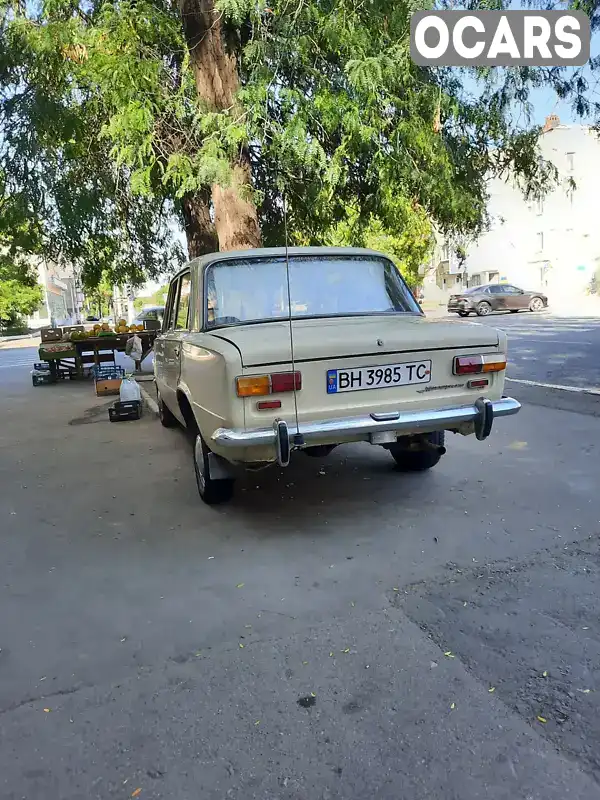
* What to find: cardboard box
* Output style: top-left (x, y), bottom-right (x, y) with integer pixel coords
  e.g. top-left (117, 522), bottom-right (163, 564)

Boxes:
top-left (95, 377), bottom-right (122, 396)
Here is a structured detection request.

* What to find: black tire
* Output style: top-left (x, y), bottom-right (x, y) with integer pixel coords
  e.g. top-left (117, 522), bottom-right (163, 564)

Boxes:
top-left (476, 301), bottom-right (492, 317)
top-left (389, 431), bottom-right (445, 472)
top-left (510, 309), bottom-right (519, 313)
top-left (529, 296), bottom-right (544, 312)
top-left (193, 435), bottom-right (235, 505)
top-left (457, 310), bottom-right (470, 317)
top-left (158, 393), bottom-right (178, 428)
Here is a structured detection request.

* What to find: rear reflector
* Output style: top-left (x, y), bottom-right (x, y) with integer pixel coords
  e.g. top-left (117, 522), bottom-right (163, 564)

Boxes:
top-left (257, 400), bottom-right (282, 410)
top-left (467, 378), bottom-right (489, 389)
top-left (454, 354), bottom-right (506, 376)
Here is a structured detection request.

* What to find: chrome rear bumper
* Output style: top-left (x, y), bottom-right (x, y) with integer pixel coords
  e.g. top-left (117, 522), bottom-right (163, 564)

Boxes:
top-left (211, 396), bottom-right (521, 463)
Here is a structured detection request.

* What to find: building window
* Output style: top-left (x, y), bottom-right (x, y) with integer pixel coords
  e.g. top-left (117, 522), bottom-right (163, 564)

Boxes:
top-left (536, 232), bottom-right (544, 252)
top-left (566, 152), bottom-right (574, 172)
top-left (442, 243), bottom-right (449, 260)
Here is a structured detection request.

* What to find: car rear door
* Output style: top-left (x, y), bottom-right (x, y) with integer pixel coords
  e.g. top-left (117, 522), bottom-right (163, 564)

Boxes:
top-left (487, 285), bottom-right (506, 309)
top-left (154, 273), bottom-right (192, 412)
top-left (501, 285), bottom-right (524, 309)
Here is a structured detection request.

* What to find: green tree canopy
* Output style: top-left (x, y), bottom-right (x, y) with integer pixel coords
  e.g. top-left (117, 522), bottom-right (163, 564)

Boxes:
top-left (1, 0), bottom-right (598, 289)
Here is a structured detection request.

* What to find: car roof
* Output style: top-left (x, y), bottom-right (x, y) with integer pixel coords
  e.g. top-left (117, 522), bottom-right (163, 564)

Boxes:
top-left (170, 247), bottom-right (395, 281)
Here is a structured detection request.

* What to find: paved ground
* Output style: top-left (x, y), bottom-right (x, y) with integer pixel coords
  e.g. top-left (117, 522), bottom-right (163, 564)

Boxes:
top-left (459, 311), bottom-right (600, 391)
top-left (1, 318), bottom-right (600, 799)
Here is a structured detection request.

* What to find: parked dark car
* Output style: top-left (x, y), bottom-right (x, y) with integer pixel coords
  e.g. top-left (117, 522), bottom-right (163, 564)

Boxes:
top-left (447, 284), bottom-right (548, 317)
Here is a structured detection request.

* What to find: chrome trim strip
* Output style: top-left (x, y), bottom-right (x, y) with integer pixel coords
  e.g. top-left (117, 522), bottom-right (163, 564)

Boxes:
top-left (211, 396), bottom-right (521, 449)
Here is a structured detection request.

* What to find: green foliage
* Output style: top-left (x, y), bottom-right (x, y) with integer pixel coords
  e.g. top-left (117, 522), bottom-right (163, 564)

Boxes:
top-left (0, 0), bottom-right (598, 288)
top-left (0, 256), bottom-right (43, 327)
top-left (134, 285), bottom-right (169, 313)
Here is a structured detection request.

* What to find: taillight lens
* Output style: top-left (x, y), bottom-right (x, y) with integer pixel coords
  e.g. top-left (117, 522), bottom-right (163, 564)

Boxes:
top-left (236, 375), bottom-right (271, 397)
top-left (453, 354), bottom-right (506, 376)
top-left (270, 371), bottom-right (302, 393)
top-left (236, 371), bottom-right (302, 397)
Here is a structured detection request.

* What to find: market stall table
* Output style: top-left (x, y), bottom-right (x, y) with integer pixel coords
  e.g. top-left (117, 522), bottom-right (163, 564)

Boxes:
top-left (37, 331), bottom-right (157, 381)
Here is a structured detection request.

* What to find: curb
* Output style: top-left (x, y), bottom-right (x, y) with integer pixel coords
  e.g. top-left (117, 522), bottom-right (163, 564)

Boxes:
top-left (135, 379), bottom-right (159, 416)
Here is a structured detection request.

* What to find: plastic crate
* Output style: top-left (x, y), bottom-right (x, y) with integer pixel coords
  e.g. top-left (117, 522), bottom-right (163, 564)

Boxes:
top-left (109, 399), bottom-right (143, 422)
top-left (32, 371), bottom-right (55, 387)
top-left (91, 364), bottom-right (125, 379)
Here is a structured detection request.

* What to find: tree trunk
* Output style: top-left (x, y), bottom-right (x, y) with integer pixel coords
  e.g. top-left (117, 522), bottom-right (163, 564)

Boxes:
top-left (178, 0), bottom-right (262, 251)
top-left (181, 190), bottom-right (218, 259)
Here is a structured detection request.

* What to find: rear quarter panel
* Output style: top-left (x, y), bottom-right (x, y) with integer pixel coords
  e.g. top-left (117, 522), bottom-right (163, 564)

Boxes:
top-left (178, 334), bottom-right (243, 449)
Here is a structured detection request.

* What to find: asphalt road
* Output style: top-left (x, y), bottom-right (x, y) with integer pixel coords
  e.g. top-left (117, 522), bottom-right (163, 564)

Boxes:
top-left (1, 318), bottom-right (600, 799)
top-left (448, 310), bottom-right (600, 391)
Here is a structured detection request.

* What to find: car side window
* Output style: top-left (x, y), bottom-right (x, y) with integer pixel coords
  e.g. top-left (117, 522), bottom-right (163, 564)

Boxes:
top-left (175, 273), bottom-right (191, 330)
top-left (488, 285), bottom-right (502, 294)
top-left (163, 279), bottom-right (179, 331)
top-left (505, 285), bottom-right (521, 294)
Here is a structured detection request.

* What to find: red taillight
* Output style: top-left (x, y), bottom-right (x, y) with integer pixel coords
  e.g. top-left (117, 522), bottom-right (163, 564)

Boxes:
top-left (270, 371), bottom-right (302, 393)
top-left (453, 355), bottom-right (506, 376)
top-left (236, 371), bottom-right (302, 397)
top-left (454, 356), bottom-right (483, 375)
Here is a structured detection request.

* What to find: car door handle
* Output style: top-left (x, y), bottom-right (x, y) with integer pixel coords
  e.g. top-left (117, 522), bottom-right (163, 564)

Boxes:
top-left (173, 347), bottom-right (180, 357)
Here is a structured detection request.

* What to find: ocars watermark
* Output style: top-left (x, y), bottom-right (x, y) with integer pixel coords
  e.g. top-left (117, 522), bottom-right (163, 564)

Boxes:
top-left (410, 10), bottom-right (590, 67)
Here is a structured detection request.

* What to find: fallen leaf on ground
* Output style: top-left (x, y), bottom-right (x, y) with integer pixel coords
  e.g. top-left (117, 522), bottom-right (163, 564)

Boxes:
top-left (311, 692), bottom-right (316, 697)
top-left (444, 651), bottom-right (455, 658)
top-left (131, 789), bottom-right (142, 798)
top-left (329, 652), bottom-right (334, 657)
top-left (537, 716), bottom-right (547, 724)
top-left (43, 708), bottom-right (51, 713)
top-left (488, 687), bottom-right (495, 693)
top-left (236, 583), bottom-right (245, 589)
top-left (239, 643), bottom-right (244, 648)
top-left (255, 720), bottom-right (260, 725)
top-left (450, 702), bottom-right (455, 710)
top-left (542, 671), bottom-right (548, 677)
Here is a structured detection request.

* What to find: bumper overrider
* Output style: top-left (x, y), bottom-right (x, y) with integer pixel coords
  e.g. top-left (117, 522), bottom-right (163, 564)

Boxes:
top-left (212, 396), bottom-right (521, 468)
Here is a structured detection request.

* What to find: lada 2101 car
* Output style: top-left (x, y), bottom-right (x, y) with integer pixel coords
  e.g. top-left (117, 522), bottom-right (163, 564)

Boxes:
top-left (154, 248), bottom-right (521, 504)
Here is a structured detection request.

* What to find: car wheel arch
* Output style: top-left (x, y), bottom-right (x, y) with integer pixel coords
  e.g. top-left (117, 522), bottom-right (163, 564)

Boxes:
top-left (177, 387), bottom-right (199, 436)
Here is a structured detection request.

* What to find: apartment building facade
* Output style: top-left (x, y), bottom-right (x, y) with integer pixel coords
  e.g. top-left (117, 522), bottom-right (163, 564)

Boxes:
top-left (423, 116), bottom-right (600, 305)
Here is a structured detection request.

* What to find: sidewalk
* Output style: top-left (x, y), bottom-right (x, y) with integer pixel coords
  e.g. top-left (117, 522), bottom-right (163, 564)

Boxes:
top-left (549, 294), bottom-right (600, 318)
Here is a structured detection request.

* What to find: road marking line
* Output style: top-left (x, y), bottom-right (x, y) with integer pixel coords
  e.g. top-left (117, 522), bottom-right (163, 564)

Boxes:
top-left (136, 380), bottom-right (159, 415)
top-left (506, 377), bottom-right (600, 395)
top-left (508, 339), bottom-right (593, 345)
top-left (0, 362), bottom-right (33, 369)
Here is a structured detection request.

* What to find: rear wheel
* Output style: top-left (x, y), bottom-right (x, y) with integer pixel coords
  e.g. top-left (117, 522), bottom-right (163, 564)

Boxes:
top-left (158, 393), bottom-right (178, 428)
top-left (529, 296), bottom-right (544, 312)
top-left (476, 301), bottom-right (492, 317)
top-left (388, 431), bottom-right (445, 472)
top-left (193, 435), bottom-right (235, 505)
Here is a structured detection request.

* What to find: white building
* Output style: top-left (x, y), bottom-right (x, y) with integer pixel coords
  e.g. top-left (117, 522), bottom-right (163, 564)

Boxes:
top-left (27, 258), bottom-right (84, 328)
top-left (423, 116), bottom-right (600, 306)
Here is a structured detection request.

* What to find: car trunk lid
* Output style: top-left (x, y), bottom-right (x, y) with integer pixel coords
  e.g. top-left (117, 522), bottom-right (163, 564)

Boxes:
top-left (211, 315), bottom-right (498, 367)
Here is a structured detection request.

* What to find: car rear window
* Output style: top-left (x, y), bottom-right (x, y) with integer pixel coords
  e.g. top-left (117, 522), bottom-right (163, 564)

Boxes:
top-left (205, 255), bottom-right (420, 328)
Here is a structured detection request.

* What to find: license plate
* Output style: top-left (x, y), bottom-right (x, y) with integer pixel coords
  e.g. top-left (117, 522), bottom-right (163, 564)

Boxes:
top-left (326, 360), bottom-right (431, 394)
